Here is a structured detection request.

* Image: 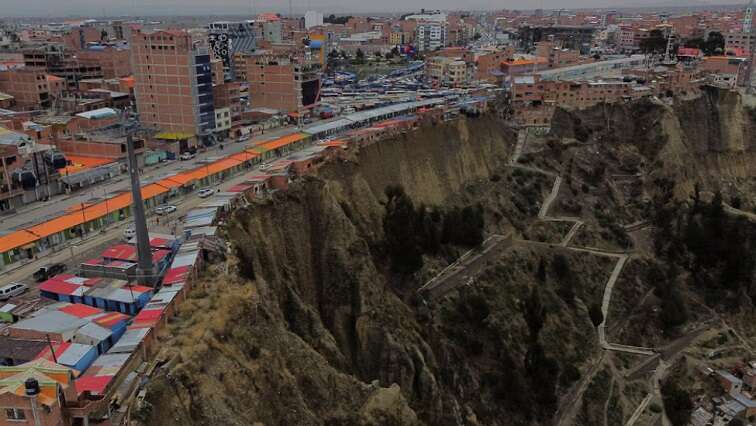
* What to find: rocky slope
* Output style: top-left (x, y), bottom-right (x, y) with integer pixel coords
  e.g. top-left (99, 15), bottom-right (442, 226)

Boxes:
top-left (135, 89), bottom-right (756, 426)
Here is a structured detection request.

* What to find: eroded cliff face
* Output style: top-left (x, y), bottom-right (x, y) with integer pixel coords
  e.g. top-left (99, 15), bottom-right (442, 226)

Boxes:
top-left (550, 87), bottom-right (756, 198)
top-left (135, 90), bottom-right (756, 426)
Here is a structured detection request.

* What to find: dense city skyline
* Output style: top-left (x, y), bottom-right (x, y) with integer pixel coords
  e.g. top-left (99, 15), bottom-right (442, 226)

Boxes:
top-left (2, 0), bottom-right (748, 17)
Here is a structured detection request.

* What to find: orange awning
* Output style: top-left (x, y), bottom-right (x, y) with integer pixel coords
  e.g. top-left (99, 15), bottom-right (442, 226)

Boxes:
top-left (229, 151), bottom-right (259, 162)
top-left (58, 155), bottom-right (115, 176)
top-left (140, 183), bottom-right (169, 200)
top-left (259, 133), bottom-right (307, 151)
top-left (0, 230), bottom-right (39, 253)
top-left (154, 178), bottom-right (183, 190)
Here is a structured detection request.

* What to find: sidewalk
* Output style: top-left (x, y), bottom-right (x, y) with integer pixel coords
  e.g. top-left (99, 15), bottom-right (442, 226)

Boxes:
top-left (0, 126), bottom-right (326, 287)
top-left (0, 122), bottom-right (307, 233)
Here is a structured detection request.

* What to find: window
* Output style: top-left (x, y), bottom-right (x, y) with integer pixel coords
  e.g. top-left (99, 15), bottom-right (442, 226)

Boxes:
top-left (6, 408), bottom-right (25, 420)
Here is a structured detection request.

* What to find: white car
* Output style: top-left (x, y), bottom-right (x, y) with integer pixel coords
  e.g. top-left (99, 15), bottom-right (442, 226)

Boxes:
top-left (179, 152), bottom-right (195, 161)
top-left (0, 282), bottom-right (28, 301)
top-left (197, 188), bottom-right (215, 198)
top-left (155, 205), bottom-right (177, 215)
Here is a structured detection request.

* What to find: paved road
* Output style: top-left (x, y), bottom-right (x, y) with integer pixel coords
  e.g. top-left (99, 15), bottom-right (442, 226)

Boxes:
top-left (0, 120), bottom-right (330, 233)
top-left (0, 137), bottom-right (319, 290)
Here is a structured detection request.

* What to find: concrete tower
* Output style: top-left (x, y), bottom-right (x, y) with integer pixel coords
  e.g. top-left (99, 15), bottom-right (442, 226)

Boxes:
top-left (126, 133), bottom-right (156, 285)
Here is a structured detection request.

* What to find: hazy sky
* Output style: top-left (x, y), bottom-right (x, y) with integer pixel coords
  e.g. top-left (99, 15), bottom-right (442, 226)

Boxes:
top-left (1, 0), bottom-right (744, 17)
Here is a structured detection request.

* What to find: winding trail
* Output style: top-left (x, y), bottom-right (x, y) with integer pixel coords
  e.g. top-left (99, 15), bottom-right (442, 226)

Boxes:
top-left (423, 129), bottom-right (665, 425)
top-left (505, 129), bottom-right (661, 426)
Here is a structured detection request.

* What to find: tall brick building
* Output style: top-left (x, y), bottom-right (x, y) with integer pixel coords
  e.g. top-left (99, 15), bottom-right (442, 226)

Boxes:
top-left (237, 50), bottom-right (320, 113)
top-left (131, 29), bottom-right (215, 141)
top-left (0, 69), bottom-right (61, 109)
top-left (76, 46), bottom-right (132, 79)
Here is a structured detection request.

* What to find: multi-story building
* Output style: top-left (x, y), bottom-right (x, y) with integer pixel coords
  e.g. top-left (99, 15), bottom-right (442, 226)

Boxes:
top-left (237, 50), bottom-right (320, 113)
top-left (62, 25), bottom-right (104, 50)
top-left (724, 31), bottom-right (755, 53)
top-left (618, 25), bottom-right (638, 51)
top-left (213, 81), bottom-right (242, 131)
top-left (389, 29), bottom-right (412, 46)
top-left (425, 56), bottom-right (470, 87)
top-left (415, 21), bottom-right (447, 51)
top-left (535, 41), bottom-right (584, 68)
top-left (207, 21), bottom-right (256, 81)
top-left (74, 44), bottom-right (132, 79)
top-left (22, 45), bottom-right (104, 90)
top-left (471, 48), bottom-right (513, 82)
top-left (0, 69), bottom-right (61, 109)
top-left (518, 25), bottom-right (597, 54)
top-left (131, 29), bottom-right (216, 145)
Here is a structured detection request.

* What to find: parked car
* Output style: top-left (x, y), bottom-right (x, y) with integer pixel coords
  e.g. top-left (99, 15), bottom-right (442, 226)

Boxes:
top-left (0, 282), bottom-right (28, 301)
top-left (155, 205), bottom-right (177, 215)
top-left (33, 263), bottom-right (66, 282)
top-left (197, 188), bottom-right (216, 198)
top-left (179, 152), bottom-right (195, 161)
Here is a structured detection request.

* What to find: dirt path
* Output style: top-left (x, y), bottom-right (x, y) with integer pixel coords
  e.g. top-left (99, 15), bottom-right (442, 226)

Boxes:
top-left (418, 234), bottom-right (513, 300)
top-left (724, 203), bottom-right (756, 222)
top-left (603, 376), bottom-right (615, 426)
top-left (554, 353), bottom-right (606, 426)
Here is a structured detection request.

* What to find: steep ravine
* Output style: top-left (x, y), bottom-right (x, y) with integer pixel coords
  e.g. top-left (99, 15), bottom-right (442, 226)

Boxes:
top-left (135, 90), bottom-right (756, 426)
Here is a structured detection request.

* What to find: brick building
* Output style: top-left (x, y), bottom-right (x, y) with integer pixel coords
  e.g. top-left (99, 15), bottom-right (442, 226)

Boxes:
top-left (75, 45), bottom-right (132, 79)
top-left (0, 69), bottom-right (60, 109)
top-left (237, 50), bottom-right (320, 113)
top-left (131, 29), bottom-right (216, 143)
top-left (534, 41), bottom-right (585, 69)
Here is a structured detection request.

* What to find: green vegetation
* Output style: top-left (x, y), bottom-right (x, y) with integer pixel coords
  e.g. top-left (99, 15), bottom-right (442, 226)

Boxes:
top-left (661, 379), bottom-right (693, 426)
top-left (588, 302), bottom-right (604, 327)
top-left (646, 262), bottom-right (688, 334)
top-left (652, 180), bottom-right (756, 309)
top-left (323, 14), bottom-right (351, 24)
top-left (383, 185), bottom-right (485, 274)
top-left (683, 32), bottom-right (724, 56)
top-left (640, 29), bottom-right (668, 54)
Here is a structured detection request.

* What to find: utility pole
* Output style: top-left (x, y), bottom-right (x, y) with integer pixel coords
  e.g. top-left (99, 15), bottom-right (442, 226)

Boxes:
top-left (126, 133), bottom-right (156, 285)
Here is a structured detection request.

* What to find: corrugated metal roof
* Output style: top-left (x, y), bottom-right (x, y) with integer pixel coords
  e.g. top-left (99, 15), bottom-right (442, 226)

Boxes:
top-left (13, 311), bottom-right (88, 334)
top-left (108, 328), bottom-right (149, 354)
top-left (74, 322), bottom-right (112, 342)
top-left (171, 250), bottom-right (200, 268)
top-left (75, 107), bottom-right (118, 120)
top-left (89, 353), bottom-right (129, 376)
top-left (48, 342), bottom-right (94, 368)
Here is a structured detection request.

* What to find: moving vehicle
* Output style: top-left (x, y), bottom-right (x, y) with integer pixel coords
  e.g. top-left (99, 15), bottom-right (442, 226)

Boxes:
top-left (0, 282), bottom-right (28, 301)
top-left (197, 188), bottom-right (215, 198)
top-left (155, 205), bottom-right (177, 215)
top-left (179, 152), bottom-right (195, 161)
top-left (33, 263), bottom-right (66, 282)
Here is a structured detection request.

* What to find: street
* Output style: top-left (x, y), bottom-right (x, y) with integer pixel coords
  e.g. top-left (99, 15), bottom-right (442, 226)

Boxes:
top-left (0, 119), bottom-right (331, 233)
